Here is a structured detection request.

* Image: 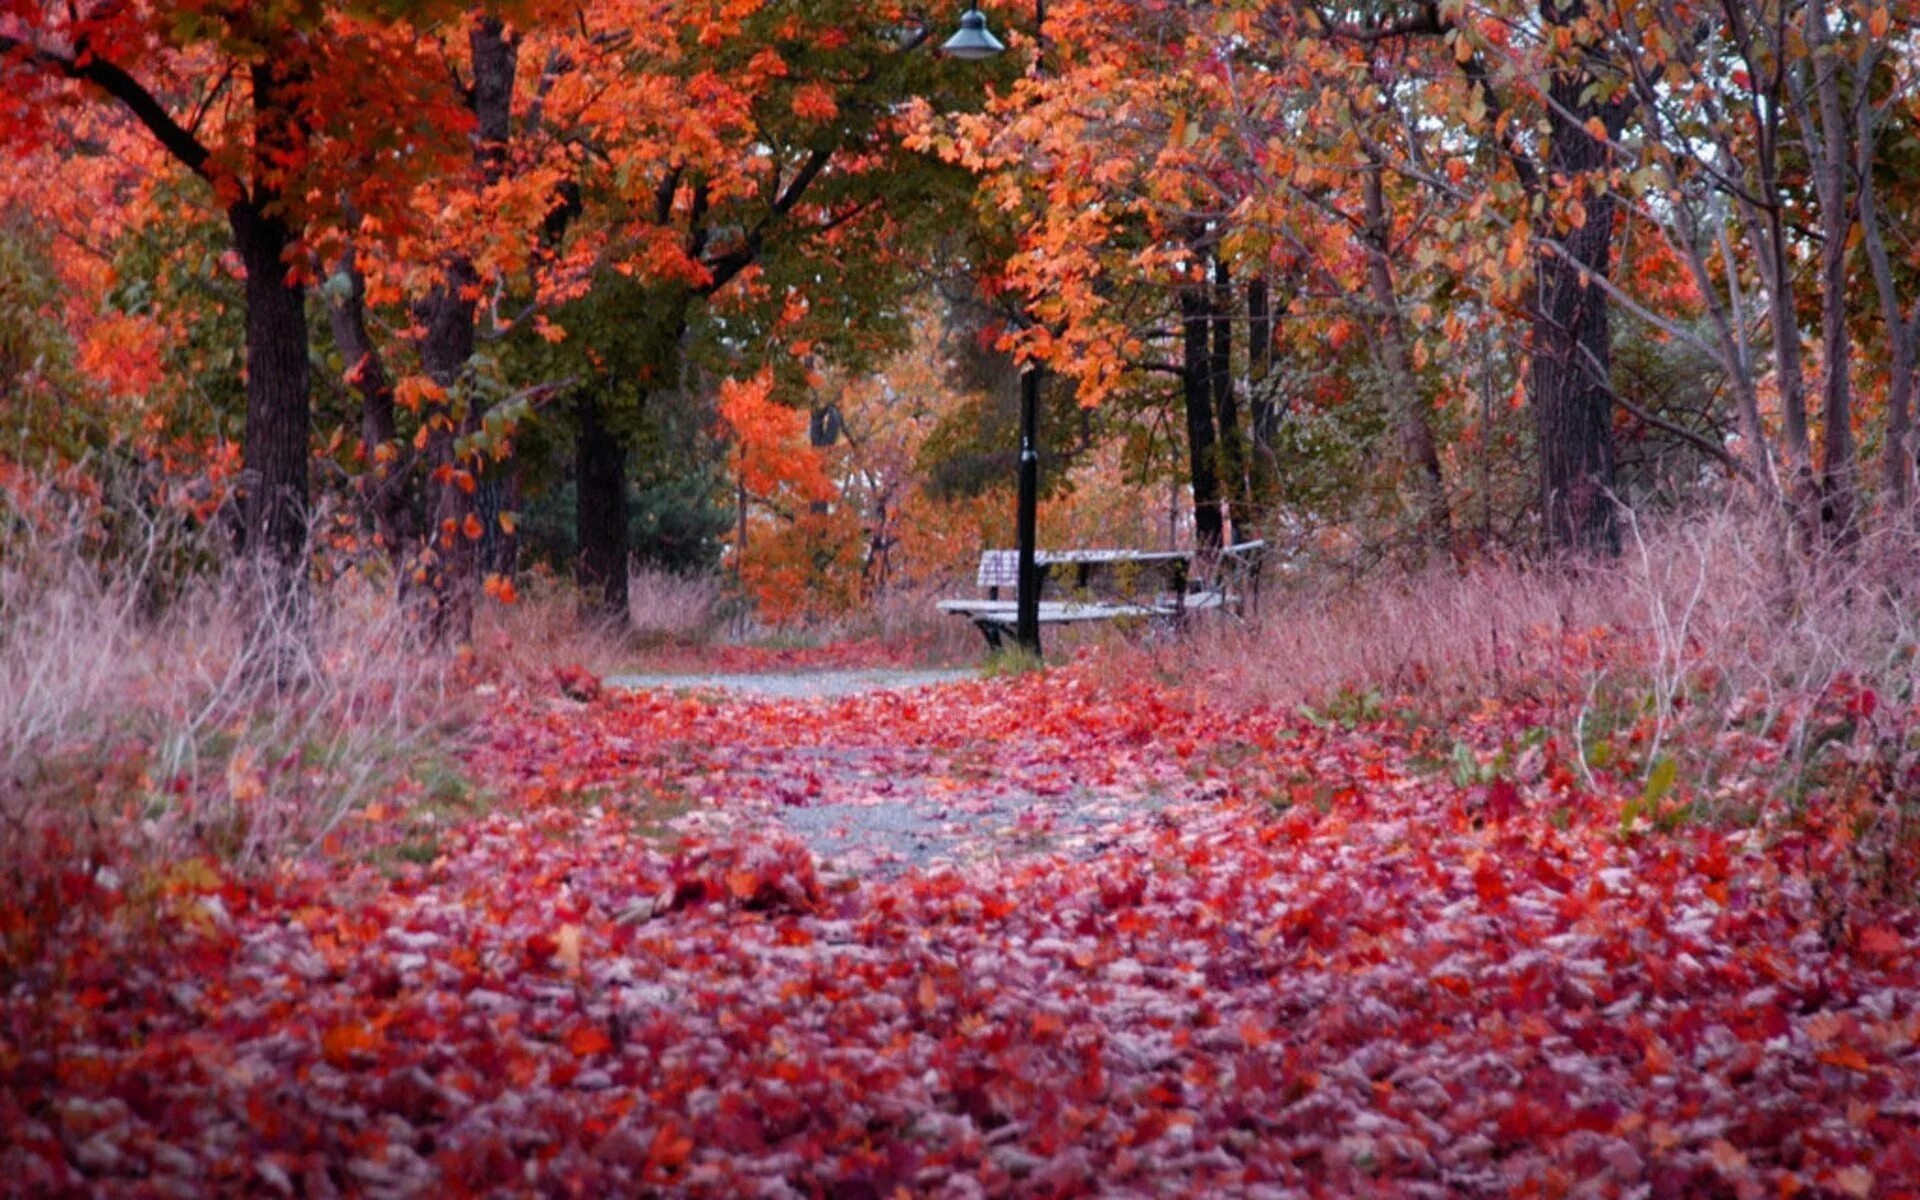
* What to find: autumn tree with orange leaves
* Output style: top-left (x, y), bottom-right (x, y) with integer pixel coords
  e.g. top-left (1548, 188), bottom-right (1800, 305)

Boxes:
top-left (7, 0), bottom-right (1920, 631)
top-left (2, 0), bottom-right (481, 640)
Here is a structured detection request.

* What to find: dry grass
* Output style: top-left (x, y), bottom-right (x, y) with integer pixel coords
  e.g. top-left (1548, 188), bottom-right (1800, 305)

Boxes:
top-left (1160, 504), bottom-right (1920, 829)
top-left (825, 580), bottom-right (984, 664)
top-left (1172, 555), bottom-right (1613, 714)
top-left (1, 494), bottom-right (458, 884)
top-left (470, 564), bottom-right (636, 682)
top-left (627, 567), bottom-right (727, 642)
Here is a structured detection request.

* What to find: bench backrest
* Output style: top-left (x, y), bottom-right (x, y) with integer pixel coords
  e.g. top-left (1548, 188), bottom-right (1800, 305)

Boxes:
top-left (977, 550), bottom-right (1021, 590)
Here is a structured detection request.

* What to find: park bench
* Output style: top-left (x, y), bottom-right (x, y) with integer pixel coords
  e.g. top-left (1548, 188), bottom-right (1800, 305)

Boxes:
top-left (937, 540), bottom-right (1264, 651)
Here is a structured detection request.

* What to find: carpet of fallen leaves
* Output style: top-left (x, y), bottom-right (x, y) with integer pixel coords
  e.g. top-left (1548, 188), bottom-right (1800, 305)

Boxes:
top-left (6, 662), bottom-right (1920, 1198)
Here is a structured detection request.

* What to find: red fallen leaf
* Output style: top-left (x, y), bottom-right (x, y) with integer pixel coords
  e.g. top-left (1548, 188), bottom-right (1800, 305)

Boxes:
top-left (647, 1122), bottom-right (695, 1172)
top-left (1697, 842), bottom-right (1732, 881)
top-left (1472, 859), bottom-right (1507, 905)
top-left (669, 838), bottom-right (822, 916)
top-left (1483, 778), bottom-right (1520, 822)
top-left (1819, 1046), bottom-right (1874, 1074)
top-left (566, 1024), bottom-right (612, 1058)
top-left (321, 1021), bottom-right (379, 1067)
top-left (553, 664), bottom-right (602, 702)
top-left (1858, 926), bottom-right (1904, 957)
top-left (505, 1054), bottom-right (540, 1087)
top-left (524, 931), bottom-right (559, 966)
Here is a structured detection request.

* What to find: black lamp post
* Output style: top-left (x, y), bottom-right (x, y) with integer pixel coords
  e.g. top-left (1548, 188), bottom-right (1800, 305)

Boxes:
top-left (943, 2), bottom-right (1044, 656)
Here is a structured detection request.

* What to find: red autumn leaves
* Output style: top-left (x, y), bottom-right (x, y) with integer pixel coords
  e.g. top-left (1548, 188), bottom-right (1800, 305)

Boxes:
top-left (5, 662), bottom-right (1920, 1196)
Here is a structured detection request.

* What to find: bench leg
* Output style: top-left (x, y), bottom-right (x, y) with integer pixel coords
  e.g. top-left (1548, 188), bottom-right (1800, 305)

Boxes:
top-left (974, 619), bottom-right (1006, 652)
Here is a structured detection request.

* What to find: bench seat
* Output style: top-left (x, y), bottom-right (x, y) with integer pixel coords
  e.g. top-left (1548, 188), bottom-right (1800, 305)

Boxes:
top-left (937, 591), bottom-right (1226, 649)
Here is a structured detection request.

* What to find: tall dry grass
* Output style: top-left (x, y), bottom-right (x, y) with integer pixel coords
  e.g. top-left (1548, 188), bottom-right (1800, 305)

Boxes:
top-left (819, 579), bottom-right (984, 663)
top-left (1, 492), bottom-right (457, 883)
top-left (628, 566), bottom-right (727, 642)
top-left (1171, 505), bottom-right (1920, 822)
top-left (470, 564), bottom-right (638, 681)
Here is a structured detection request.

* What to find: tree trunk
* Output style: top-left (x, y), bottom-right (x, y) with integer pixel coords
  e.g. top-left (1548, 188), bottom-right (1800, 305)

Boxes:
top-left (1181, 283), bottom-right (1225, 551)
top-left (1245, 273), bottom-right (1282, 527)
top-left (1361, 159), bottom-right (1452, 555)
top-left (410, 17), bottom-right (520, 644)
top-left (1801, 0), bottom-right (1858, 544)
top-left (574, 391), bottom-right (630, 623)
top-left (1719, 0), bottom-right (1817, 532)
top-left (230, 194), bottom-right (311, 625)
top-left (324, 243), bottom-right (413, 568)
top-left (1854, 45), bottom-right (1915, 517)
top-left (479, 474), bottom-right (520, 578)
top-left (226, 62), bottom-right (314, 642)
top-left (1532, 0), bottom-right (1625, 557)
top-left (1247, 272), bottom-right (1274, 437)
top-left (1211, 257), bottom-right (1249, 542)
top-left (416, 262), bottom-right (480, 643)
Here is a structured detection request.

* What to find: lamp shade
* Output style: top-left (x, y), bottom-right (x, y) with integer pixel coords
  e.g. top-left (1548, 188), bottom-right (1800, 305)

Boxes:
top-left (940, 8), bottom-right (1006, 59)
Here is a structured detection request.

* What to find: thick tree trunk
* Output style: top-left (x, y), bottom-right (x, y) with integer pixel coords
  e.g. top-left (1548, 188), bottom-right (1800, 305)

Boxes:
top-left (230, 195), bottom-right (311, 624)
top-left (1361, 160), bottom-right (1452, 555)
top-left (1211, 258), bottom-right (1249, 542)
top-left (574, 391), bottom-right (630, 623)
top-left (1181, 284), bottom-right (1225, 551)
top-left (1245, 274), bottom-right (1282, 526)
top-left (1532, 1), bottom-right (1625, 557)
top-left (226, 62), bottom-right (314, 642)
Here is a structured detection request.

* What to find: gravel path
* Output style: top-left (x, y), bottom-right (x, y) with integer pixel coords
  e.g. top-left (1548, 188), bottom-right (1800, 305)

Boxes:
top-left (605, 667), bottom-right (976, 700)
top-left (599, 667), bottom-right (1169, 876)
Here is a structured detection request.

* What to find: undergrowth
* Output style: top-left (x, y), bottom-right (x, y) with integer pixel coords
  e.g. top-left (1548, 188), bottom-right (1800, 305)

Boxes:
top-left (0, 484), bottom-right (462, 933)
top-left (1151, 504), bottom-right (1920, 895)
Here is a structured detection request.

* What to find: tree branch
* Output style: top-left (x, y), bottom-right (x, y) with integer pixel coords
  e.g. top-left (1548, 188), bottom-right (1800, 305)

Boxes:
top-left (2, 33), bottom-right (217, 181)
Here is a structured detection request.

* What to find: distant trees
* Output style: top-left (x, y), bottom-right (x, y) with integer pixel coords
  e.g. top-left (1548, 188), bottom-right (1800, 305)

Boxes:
top-left (915, 0), bottom-right (1920, 561)
top-left (7, 0), bottom-right (1920, 642)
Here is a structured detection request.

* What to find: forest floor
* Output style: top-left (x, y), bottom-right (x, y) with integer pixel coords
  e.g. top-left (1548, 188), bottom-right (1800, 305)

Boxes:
top-left (6, 656), bottom-right (1920, 1197)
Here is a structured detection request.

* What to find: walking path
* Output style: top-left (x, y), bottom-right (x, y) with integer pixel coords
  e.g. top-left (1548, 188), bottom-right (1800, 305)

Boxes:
top-left (11, 664), bottom-right (1920, 1196)
top-left (606, 668), bottom-right (975, 702)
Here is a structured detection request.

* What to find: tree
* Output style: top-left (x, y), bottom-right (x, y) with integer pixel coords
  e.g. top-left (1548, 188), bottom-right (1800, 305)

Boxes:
top-left (507, 0), bottom-right (980, 621)
top-left (2, 1), bottom-right (475, 635)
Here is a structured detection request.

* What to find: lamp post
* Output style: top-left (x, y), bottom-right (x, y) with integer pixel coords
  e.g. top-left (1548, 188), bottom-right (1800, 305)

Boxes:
top-left (943, 3), bottom-right (1044, 656)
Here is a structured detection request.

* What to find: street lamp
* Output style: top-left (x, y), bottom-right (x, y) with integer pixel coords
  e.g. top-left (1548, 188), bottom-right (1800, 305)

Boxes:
top-left (942, 2), bottom-right (1044, 657)
top-left (939, 6), bottom-right (1007, 59)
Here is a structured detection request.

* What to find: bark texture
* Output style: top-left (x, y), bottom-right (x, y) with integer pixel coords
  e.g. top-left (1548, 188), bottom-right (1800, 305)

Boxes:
top-left (1181, 283), bottom-right (1225, 551)
top-left (230, 63), bottom-right (313, 633)
top-left (1531, 0), bottom-right (1627, 556)
top-left (1361, 159), bottom-right (1451, 554)
top-left (574, 392), bottom-right (630, 622)
top-left (415, 16), bottom-right (520, 643)
top-left (324, 239), bottom-right (413, 567)
top-left (1211, 258), bottom-right (1249, 541)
